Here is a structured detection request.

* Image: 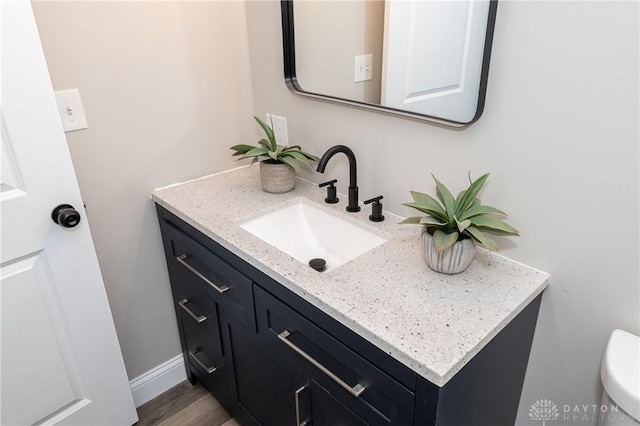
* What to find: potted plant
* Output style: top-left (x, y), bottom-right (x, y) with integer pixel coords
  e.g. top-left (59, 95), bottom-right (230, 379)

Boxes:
top-left (230, 116), bottom-right (318, 193)
top-left (400, 173), bottom-right (519, 274)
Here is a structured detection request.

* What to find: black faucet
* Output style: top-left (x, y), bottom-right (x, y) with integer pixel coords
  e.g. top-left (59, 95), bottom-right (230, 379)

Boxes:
top-left (316, 145), bottom-right (360, 212)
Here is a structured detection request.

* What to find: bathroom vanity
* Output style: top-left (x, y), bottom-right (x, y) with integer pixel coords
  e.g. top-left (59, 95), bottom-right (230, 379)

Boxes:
top-left (153, 166), bottom-right (549, 426)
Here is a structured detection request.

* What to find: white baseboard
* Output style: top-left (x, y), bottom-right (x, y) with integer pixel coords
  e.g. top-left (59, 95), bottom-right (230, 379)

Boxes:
top-left (129, 354), bottom-right (187, 407)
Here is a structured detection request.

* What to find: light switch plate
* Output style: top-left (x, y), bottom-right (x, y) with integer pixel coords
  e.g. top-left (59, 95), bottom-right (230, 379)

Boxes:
top-left (55, 89), bottom-right (88, 132)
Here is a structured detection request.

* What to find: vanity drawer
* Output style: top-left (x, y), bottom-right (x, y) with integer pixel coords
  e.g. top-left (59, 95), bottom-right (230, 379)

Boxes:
top-left (162, 220), bottom-right (255, 329)
top-left (175, 279), bottom-right (223, 357)
top-left (174, 277), bottom-right (229, 405)
top-left (254, 285), bottom-right (414, 426)
top-left (189, 357), bottom-right (229, 409)
top-left (174, 276), bottom-right (224, 361)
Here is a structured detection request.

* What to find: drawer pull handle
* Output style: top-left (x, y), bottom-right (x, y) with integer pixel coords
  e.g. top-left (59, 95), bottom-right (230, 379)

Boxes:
top-left (176, 254), bottom-right (230, 294)
top-left (278, 330), bottom-right (366, 398)
top-left (178, 299), bottom-right (207, 323)
top-left (295, 385), bottom-right (309, 426)
top-left (189, 349), bottom-right (218, 374)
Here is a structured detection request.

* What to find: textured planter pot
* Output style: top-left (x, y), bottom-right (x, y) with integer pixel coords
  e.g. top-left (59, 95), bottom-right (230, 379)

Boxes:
top-left (260, 161), bottom-right (295, 193)
top-left (421, 229), bottom-right (476, 274)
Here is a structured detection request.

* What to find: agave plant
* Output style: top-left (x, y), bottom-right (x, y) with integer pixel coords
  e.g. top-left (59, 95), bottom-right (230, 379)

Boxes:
top-left (400, 173), bottom-right (519, 252)
top-left (230, 116), bottom-right (318, 170)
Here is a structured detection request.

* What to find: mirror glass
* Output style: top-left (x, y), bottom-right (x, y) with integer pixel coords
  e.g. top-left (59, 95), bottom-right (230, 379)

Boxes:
top-left (281, 0), bottom-right (498, 127)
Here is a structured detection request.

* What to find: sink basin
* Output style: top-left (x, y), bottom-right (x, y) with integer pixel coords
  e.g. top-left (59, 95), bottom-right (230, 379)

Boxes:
top-left (239, 198), bottom-right (387, 272)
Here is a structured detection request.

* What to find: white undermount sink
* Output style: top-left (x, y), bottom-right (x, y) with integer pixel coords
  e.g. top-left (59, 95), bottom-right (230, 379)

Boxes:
top-left (239, 198), bottom-right (387, 272)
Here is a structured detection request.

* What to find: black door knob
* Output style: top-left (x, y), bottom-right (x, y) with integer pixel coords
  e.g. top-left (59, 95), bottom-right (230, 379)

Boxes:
top-left (51, 204), bottom-right (81, 228)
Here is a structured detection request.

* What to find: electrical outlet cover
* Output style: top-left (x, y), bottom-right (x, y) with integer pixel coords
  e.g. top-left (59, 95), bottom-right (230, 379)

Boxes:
top-left (266, 114), bottom-right (288, 146)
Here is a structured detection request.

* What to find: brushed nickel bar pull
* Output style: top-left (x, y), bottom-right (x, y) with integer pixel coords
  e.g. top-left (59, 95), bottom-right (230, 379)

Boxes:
top-left (189, 349), bottom-right (218, 374)
top-left (176, 254), bottom-right (229, 294)
top-left (278, 330), bottom-right (366, 398)
top-left (294, 385), bottom-right (309, 426)
top-left (178, 299), bottom-right (207, 323)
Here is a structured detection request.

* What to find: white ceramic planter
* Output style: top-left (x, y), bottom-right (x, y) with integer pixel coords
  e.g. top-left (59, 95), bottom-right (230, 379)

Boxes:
top-left (421, 229), bottom-right (476, 274)
top-left (260, 161), bottom-right (295, 193)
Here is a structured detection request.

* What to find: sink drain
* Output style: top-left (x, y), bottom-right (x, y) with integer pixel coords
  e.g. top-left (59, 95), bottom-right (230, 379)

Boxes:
top-left (308, 258), bottom-right (326, 272)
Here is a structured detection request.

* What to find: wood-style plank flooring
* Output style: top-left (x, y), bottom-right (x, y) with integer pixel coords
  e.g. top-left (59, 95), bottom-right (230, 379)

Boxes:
top-left (135, 381), bottom-right (239, 426)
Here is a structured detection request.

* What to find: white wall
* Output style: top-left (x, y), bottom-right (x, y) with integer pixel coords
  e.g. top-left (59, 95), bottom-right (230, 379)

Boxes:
top-left (245, 1), bottom-right (639, 424)
top-left (32, 1), bottom-right (256, 380)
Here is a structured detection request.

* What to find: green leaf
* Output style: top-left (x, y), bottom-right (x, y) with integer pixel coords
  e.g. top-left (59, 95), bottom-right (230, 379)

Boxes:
top-left (455, 173), bottom-right (489, 217)
top-left (242, 147), bottom-right (269, 158)
top-left (230, 144), bottom-right (255, 155)
top-left (469, 216), bottom-right (519, 236)
top-left (268, 150), bottom-right (278, 161)
top-left (420, 216), bottom-right (447, 227)
top-left (302, 152), bottom-right (319, 161)
top-left (257, 138), bottom-right (271, 149)
top-left (254, 116), bottom-right (276, 151)
top-left (279, 156), bottom-right (299, 170)
top-left (457, 205), bottom-right (507, 221)
top-left (407, 191), bottom-right (446, 219)
top-left (403, 202), bottom-right (448, 222)
top-left (433, 230), bottom-right (459, 252)
top-left (411, 190), bottom-right (438, 204)
top-left (455, 217), bottom-right (471, 233)
top-left (283, 146), bottom-right (318, 162)
top-left (398, 217), bottom-right (422, 225)
top-left (410, 191), bottom-right (445, 211)
top-left (466, 226), bottom-right (499, 251)
top-left (454, 189), bottom-right (467, 212)
top-left (432, 175), bottom-right (456, 222)
top-left (282, 151), bottom-right (310, 162)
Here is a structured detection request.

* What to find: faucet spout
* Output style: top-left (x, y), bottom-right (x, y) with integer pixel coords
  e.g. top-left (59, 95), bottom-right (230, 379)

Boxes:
top-left (316, 145), bottom-right (360, 212)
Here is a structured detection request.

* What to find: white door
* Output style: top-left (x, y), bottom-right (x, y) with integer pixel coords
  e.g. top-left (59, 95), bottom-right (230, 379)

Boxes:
top-left (1, 2), bottom-right (138, 425)
top-left (381, 0), bottom-right (491, 123)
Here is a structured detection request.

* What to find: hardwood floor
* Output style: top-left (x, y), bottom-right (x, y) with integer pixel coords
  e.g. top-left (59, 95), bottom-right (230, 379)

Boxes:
top-left (135, 381), bottom-right (239, 426)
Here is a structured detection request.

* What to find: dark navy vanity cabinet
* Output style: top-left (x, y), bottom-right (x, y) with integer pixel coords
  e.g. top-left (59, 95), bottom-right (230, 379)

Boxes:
top-left (156, 205), bottom-right (543, 426)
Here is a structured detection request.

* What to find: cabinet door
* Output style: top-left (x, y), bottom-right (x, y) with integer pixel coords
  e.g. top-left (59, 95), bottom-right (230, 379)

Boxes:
top-left (308, 379), bottom-right (367, 426)
top-left (255, 286), bottom-right (414, 426)
top-left (221, 308), bottom-right (307, 426)
top-left (222, 310), bottom-right (367, 426)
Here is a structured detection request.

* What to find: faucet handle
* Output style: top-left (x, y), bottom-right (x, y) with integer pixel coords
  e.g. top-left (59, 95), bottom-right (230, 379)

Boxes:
top-left (364, 196), bottom-right (384, 222)
top-left (319, 179), bottom-right (337, 188)
top-left (319, 179), bottom-right (339, 204)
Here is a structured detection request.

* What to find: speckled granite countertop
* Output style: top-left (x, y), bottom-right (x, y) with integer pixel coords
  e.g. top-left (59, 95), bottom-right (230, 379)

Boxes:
top-left (152, 165), bottom-right (550, 387)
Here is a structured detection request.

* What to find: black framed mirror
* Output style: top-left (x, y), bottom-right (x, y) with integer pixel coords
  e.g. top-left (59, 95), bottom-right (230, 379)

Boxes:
top-left (281, 0), bottom-right (498, 127)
